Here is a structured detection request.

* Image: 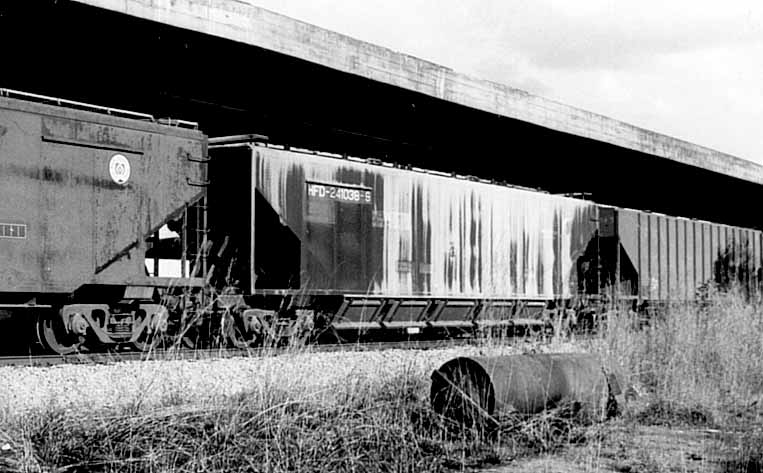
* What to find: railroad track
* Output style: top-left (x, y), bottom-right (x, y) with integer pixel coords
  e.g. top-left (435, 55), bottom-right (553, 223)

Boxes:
top-left (0, 338), bottom-right (492, 367)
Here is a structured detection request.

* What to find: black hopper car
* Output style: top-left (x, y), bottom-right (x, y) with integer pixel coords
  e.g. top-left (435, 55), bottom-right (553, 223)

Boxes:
top-left (0, 91), bottom-right (760, 353)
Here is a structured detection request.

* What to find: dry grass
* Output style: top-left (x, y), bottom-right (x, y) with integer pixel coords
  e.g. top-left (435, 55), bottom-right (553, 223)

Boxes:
top-left (591, 287), bottom-right (763, 472)
top-left (2, 374), bottom-right (446, 473)
top-left (598, 288), bottom-right (763, 415)
top-left (3, 288), bottom-right (763, 472)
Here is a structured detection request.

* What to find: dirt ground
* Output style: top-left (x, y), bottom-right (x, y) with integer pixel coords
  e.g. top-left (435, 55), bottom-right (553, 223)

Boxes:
top-left (484, 422), bottom-right (727, 473)
top-left (475, 397), bottom-right (761, 473)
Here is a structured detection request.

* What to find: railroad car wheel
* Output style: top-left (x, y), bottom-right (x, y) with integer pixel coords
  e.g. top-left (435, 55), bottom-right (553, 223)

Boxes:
top-left (179, 322), bottom-right (224, 348)
top-left (130, 307), bottom-right (170, 352)
top-left (37, 313), bottom-right (84, 355)
top-left (225, 312), bottom-right (261, 348)
top-left (180, 328), bottom-right (204, 349)
top-left (130, 332), bottom-right (167, 352)
top-left (177, 312), bottom-right (210, 349)
top-left (226, 324), bottom-right (259, 348)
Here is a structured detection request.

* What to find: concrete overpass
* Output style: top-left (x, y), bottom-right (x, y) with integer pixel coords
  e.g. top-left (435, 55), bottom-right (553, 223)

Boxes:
top-left (1, 0), bottom-right (760, 228)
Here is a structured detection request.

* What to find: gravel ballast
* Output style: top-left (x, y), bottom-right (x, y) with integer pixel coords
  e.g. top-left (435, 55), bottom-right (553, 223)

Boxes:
top-left (0, 341), bottom-right (585, 423)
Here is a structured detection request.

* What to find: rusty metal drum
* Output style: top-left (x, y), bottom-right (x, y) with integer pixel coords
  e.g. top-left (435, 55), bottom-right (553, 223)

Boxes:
top-left (430, 353), bottom-right (618, 428)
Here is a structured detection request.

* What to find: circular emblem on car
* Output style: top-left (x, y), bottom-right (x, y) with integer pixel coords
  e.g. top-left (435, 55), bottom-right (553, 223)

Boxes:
top-left (109, 154), bottom-right (131, 185)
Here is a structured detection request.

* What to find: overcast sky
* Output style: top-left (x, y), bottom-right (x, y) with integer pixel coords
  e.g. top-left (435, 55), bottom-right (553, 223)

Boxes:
top-left (250, 0), bottom-right (762, 164)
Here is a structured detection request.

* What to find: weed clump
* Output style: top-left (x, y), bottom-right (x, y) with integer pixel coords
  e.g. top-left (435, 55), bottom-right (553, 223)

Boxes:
top-left (3, 376), bottom-right (445, 473)
top-left (598, 286), bottom-right (763, 418)
top-left (595, 287), bottom-right (763, 471)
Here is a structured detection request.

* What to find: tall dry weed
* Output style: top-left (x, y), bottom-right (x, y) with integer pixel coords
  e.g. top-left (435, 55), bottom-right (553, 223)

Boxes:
top-left (597, 287), bottom-right (763, 417)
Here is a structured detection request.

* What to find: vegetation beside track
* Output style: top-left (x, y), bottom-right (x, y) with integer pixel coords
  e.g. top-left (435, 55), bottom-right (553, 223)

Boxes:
top-left (2, 288), bottom-right (763, 472)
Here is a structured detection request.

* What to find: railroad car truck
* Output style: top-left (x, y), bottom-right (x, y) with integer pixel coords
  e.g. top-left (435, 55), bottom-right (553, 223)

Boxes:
top-left (0, 90), bottom-right (207, 354)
